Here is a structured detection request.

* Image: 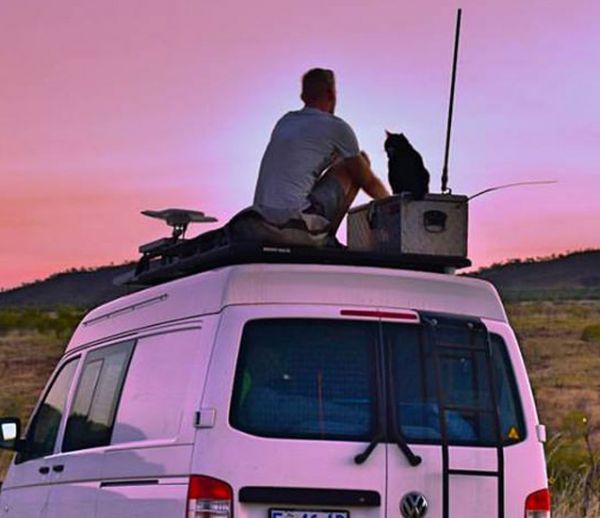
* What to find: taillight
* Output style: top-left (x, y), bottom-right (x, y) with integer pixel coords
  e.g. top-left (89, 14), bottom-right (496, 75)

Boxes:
top-left (187, 475), bottom-right (233, 518)
top-left (525, 488), bottom-right (551, 518)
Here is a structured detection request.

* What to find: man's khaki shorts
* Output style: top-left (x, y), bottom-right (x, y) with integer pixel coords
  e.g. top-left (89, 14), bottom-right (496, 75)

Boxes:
top-left (303, 173), bottom-right (345, 233)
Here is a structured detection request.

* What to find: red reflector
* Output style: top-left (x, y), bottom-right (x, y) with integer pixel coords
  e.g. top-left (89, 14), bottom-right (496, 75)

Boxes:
top-left (525, 488), bottom-right (551, 511)
top-left (188, 475), bottom-right (233, 500)
top-left (340, 309), bottom-right (419, 321)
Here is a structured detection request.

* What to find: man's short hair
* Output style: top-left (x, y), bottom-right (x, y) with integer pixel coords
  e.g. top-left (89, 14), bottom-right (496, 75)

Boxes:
top-left (301, 68), bottom-right (335, 102)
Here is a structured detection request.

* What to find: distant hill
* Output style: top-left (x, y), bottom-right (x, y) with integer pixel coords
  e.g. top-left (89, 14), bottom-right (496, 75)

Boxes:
top-left (1, 249), bottom-right (599, 309)
top-left (471, 249), bottom-right (600, 300)
top-left (0, 264), bottom-right (139, 310)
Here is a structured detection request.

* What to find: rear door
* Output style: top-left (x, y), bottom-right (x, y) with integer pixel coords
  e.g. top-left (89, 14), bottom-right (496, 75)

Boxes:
top-left (194, 305), bottom-right (386, 518)
top-left (384, 312), bottom-right (527, 518)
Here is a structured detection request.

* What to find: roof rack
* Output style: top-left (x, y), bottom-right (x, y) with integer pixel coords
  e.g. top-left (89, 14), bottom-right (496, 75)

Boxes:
top-left (114, 206), bottom-right (472, 287)
top-left (116, 237), bottom-right (471, 287)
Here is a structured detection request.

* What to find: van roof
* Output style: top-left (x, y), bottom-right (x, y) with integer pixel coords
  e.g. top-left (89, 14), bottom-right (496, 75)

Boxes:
top-left (66, 263), bottom-right (506, 352)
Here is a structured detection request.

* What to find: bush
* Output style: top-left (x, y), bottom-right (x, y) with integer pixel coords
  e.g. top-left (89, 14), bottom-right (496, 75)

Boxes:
top-left (0, 307), bottom-right (85, 337)
top-left (582, 325), bottom-right (600, 343)
top-left (0, 311), bottom-right (19, 332)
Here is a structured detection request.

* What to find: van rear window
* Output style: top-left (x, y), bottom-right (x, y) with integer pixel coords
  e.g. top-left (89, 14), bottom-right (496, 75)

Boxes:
top-left (230, 319), bottom-right (378, 441)
top-left (230, 318), bottom-right (525, 446)
top-left (388, 320), bottom-right (526, 446)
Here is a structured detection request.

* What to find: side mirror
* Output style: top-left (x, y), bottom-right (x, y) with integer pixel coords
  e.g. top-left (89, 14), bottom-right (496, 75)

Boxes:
top-left (0, 417), bottom-right (21, 451)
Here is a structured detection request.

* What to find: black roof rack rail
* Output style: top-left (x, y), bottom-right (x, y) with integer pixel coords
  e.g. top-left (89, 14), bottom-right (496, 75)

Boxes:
top-left (116, 238), bottom-right (471, 287)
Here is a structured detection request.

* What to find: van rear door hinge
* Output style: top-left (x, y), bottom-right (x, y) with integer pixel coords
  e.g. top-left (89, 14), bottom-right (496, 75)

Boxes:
top-left (195, 408), bottom-right (216, 429)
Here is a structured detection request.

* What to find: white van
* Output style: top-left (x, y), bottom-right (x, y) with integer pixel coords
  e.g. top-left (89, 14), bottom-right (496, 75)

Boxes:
top-left (0, 262), bottom-right (550, 517)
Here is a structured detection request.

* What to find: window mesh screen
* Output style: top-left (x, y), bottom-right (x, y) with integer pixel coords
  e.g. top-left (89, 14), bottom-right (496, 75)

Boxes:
top-left (388, 322), bottom-right (525, 445)
top-left (231, 319), bottom-right (377, 441)
top-left (230, 318), bottom-right (525, 446)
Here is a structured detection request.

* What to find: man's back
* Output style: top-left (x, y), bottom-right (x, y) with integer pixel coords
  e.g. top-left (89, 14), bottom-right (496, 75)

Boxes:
top-left (253, 107), bottom-right (359, 223)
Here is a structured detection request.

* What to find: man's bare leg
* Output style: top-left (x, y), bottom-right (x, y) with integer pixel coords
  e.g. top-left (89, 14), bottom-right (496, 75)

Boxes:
top-left (317, 153), bottom-right (390, 233)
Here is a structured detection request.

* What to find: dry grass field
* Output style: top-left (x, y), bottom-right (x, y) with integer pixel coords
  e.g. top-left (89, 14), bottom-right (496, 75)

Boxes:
top-left (508, 301), bottom-right (600, 436)
top-left (507, 300), bottom-right (600, 516)
top-left (1, 301), bottom-right (600, 515)
top-left (0, 331), bottom-right (65, 476)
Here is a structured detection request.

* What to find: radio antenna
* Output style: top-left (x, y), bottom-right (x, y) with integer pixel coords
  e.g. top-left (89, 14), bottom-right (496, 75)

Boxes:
top-left (441, 8), bottom-right (462, 194)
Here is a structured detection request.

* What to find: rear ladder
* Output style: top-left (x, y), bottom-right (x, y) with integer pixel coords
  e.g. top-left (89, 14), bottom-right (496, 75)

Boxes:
top-left (424, 317), bottom-right (505, 518)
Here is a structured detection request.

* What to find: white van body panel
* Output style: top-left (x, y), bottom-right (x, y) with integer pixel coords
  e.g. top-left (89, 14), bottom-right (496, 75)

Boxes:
top-left (0, 263), bottom-right (547, 518)
top-left (95, 479), bottom-right (188, 518)
top-left (0, 479), bottom-right (49, 518)
top-left (45, 480), bottom-right (98, 518)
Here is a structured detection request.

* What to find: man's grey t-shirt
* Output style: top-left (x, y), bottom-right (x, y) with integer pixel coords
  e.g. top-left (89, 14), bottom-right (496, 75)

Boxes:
top-left (253, 107), bottom-right (360, 227)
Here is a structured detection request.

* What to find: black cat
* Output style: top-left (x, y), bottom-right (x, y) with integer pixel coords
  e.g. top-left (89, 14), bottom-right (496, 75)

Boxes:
top-left (384, 131), bottom-right (430, 200)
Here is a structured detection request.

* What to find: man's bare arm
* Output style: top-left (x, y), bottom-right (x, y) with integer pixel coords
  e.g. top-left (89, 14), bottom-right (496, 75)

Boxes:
top-left (344, 154), bottom-right (391, 200)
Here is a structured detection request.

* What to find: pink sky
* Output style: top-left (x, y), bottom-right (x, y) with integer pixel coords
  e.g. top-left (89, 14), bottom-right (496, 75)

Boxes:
top-left (1, 0), bottom-right (599, 290)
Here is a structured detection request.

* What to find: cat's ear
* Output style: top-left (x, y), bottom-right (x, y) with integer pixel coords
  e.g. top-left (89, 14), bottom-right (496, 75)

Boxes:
top-left (385, 129), bottom-right (391, 136)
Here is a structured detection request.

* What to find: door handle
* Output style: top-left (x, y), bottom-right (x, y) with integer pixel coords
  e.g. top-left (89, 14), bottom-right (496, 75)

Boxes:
top-left (52, 464), bottom-right (64, 473)
top-left (39, 466), bottom-right (50, 475)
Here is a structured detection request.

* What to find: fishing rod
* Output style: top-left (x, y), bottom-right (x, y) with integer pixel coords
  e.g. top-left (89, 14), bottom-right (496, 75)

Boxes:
top-left (467, 180), bottom-right (558, 201)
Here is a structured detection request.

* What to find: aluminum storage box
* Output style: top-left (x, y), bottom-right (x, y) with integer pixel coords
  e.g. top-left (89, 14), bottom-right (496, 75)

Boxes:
top-left (347, 193), bottom-right (468, 258)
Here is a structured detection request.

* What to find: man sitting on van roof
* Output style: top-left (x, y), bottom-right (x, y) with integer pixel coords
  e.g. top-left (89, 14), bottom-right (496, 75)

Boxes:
top-left (230, 68), bottom-right (390, 247)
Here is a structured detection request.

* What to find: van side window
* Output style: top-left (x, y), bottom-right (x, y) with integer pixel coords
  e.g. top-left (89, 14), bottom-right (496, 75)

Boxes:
top-left (17, 358), bottom-right (79, 463)
top-left (230, 319), bottom-right (378, 441)
top-left (111, 332), bottom-right (199, 444)
top-left (62, 341), bottom-right (134, 452)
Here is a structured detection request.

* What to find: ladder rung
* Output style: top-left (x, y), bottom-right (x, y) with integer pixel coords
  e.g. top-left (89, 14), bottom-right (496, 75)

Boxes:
top-left (448, 468), bottom-right (500, 478)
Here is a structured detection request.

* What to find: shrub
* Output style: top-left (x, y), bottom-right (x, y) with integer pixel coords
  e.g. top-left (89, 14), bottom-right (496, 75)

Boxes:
top-left (0, 311), bottom-right (19, 332)
top-left (582, 325), bottom-right (600, 343)
top-left (0, 307), bottom-right (85, 337)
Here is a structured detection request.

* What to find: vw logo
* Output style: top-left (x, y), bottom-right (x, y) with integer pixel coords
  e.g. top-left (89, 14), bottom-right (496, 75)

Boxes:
top-left (400, 491), bottom-right (428, 518)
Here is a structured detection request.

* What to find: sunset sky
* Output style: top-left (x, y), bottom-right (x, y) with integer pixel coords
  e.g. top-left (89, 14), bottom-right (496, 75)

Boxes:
top-left (1, 0), bottom-right (599, 290)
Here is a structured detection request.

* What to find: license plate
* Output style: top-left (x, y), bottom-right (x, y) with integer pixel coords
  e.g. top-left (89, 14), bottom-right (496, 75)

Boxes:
top-left (270, 510), bottom-right (349, 518)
